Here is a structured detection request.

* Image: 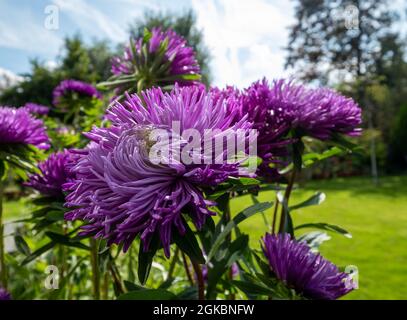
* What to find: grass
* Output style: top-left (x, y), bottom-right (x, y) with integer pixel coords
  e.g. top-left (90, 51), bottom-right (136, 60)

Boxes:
top-left (2, 175), bottom-right (406, 299)
top-left (231, 175), bottom-right (407, 300)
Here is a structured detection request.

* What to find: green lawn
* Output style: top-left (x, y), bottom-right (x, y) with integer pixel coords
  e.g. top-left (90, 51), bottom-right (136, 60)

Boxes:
top-left (231, 175), bottom-right (407, 300)
top-left (3, 176), bottom-right (407, 299)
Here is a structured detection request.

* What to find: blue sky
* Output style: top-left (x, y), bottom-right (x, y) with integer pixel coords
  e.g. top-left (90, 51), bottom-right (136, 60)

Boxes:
top-left (0, 0), bottom-right (405, 87)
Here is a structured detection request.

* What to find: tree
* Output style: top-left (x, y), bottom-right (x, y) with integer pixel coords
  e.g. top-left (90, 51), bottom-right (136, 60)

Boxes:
top-left (285, 0), bottom-right (401, 183)
top-left (128, 10), bottom-right (212, 86)
top-left (0, 36), bottom-right (114, 107)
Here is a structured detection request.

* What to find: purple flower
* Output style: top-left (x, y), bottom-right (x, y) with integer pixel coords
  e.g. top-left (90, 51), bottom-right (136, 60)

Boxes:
top-left (24, 103), bottom-right (50, 116)
top-left (211, 83), bottom-right (290, 180)
top-left (266, 79), bottom-right (362, 140)
top-left (0, 287), bottom-right (11, 300)
top-left (64, 86), bottom-right (254, 257)
top-left (25, 150), bottom-right (75, 197)
top-left (0, 106), bottom-right (50, 150)
top-left (111, 28), bottom-right (200, 94)
top-left (262, 233), bottom-right (353, 300)
top-left (53, 80), bottom-right (102, 106)
top-left (214, 79), bottom-right (362, 179)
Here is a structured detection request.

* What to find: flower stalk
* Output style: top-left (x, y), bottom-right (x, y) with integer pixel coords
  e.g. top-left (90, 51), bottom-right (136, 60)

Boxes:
top-left (0, 181), bottom-right (6, 289)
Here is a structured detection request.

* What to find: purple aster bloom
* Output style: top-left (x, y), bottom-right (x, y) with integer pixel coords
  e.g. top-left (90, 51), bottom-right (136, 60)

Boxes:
top-left (0, 106), bottom-right (50, 150)
top-left (267, 79), bottom-right (362, 140)
top-left (25, 150), bottom-right (75, 197)
top-left (262, 233), bottom-right (353, 300)
top-left (0, 287), bottom-right (11, 300)
top-left (24, 102), bottom-right (50, 116)
top-left (64, 85), bottom-right (254, 257)
top-left (53, 80), bottom-right (102, 106)
top-left (111, 27), bottom-right (200, 94)
top-left (215, 79), bottom-right (362, 179)
top-left (211, 83), bottom-right (290, 180)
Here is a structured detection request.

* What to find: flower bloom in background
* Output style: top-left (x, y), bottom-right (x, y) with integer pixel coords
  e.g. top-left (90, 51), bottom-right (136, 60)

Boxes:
top-left (212, 78), bottom-right (362, 179)
top-left (53, 79), bottom-right (102, 107)
top-left (25, 150), bottom-right (75, 198)
top-left (24, 102), bottom-right (50, 116)
top-left (0, 106), bottom-right (50, 150)
top-left (0, 287), bottom-right (11, 300)
top-left (262, 233), bottom-right (353, 300)
top-left (265, 79), bottom-right (362, 140)
top-left (64, 85), bottom-right (254, 257)
top-left (107, 27), bottom-right (201, 96)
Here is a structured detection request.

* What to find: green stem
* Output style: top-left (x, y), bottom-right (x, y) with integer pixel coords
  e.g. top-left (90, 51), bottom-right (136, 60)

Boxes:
top-left (278, 169), bottom-right (297, 233)
top-left (181, 252), bottom-right (194, 286)
top-left (109, 255), bottom-right (124, 295)
top-left (90, 239), bottom-right (100, 300)
top-left (167, 247), bottom-right (179, 281)
top-left (224, 194), bottom-right (235, 300)
top-left (271, 194), bottom-right (280, 234)
top-left (191, 260), bottom-right (205, 300)
top-left (0, 181), bottom-right (7, 289)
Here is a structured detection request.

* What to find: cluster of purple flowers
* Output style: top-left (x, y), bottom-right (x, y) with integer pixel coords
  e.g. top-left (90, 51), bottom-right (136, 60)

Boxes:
top-left (57, 28), bottom-right (361, 300)
top-left (0, 106), bottom-right (49, 150)
top-left (211, 78), bottom-right (362, 178)
top-left (262, 233), bottom-right (353, 299)
top-left (53, 80), bottom-right (102, 106)
top-left (64, 85), bottom-right (252, 257)
top-left (26, 150), bottom-right (75, 198)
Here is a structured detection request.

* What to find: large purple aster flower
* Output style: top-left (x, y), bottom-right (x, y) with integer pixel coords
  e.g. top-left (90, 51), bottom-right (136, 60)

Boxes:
top-left (53, 80), bottom-right (102, 106)
top-left (110, 28), bottom-right (200, 95)
top-left (64, 86), bottom-right (254, 257)
top-left (0, 106), bottom-right (49, 150)
top-left (25, 150), bottom-right (74, 198)
top-left (0, 287), bottom-right (11, 300)
top-left (262, 233), bottom-right (353, 300)
top-left (24, 102), bottom-right (50, 116)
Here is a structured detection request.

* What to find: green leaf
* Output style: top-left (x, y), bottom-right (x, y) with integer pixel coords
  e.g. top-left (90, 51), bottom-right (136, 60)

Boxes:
top-left (0, 160), bottom-right (7, 181)
top-left (14, 235), bottom-right (31, 256)
top-left (206, 234), bottom-right (249, 299)
top-left (137, 235), bottom-right (160, 285)
top-left (207, 202), bottom-right (273, 262)
top-left (173, 221), bottom-right (205, 264)
top-left (118, 289), bottom-right (177, 300)
top-left (289, 192), bottom-right (326, 211)
top-left (123, 280), bottom-right (144, 292)
top-left (302, 147), bottom-right (343, 167)
top-left (297, 231), bottom-right (331, 251)
top-left (45, 232), bottom-right (90, 250)
top-left (232, 280), bottom-right (273, 296)
top-left (295, 222), bottom-right (352, 238)
top-left (21, 242), bottom-right (55, 265)
top-left (46, 210), bottom-right (65, 221)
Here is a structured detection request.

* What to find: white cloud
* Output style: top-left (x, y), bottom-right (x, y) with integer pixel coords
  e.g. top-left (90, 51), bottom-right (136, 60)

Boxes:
top-left (0, 6), bottom-right (62, 55)
top-left (191, 0), bottom-right (295, 88)
top-left (52, 0), bottom-right (127, 42)
top-left (0, 67), bottom-right (23, 92)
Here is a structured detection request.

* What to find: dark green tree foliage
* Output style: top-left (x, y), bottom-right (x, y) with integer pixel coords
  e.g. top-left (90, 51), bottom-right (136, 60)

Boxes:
top-left (390, 105), bottom-right (407, 169)
top-left (286, 0), bottom-right (397, 83)
top-left (0, 35), bottom-right (114, 107)
top-left (128, 10), bottom-right (212, 85)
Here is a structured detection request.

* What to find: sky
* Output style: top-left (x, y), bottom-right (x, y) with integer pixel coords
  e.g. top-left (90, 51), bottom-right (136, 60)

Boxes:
top-left (0, 0), bottom-right (296, 88)
top-left (0, 0), bottom-right (405, 88)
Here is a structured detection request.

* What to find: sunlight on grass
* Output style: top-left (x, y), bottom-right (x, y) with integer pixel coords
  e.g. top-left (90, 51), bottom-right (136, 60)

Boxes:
top-left (231, 175), bottom-right (407, 300)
